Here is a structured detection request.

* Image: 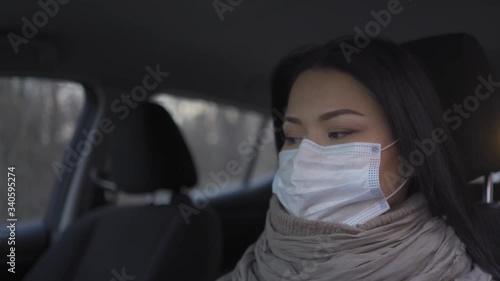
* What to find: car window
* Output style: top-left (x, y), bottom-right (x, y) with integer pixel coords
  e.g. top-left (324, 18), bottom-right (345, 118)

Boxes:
top-left (152, 94), bottom-right (277, 191)
top-left (249, 119), bottom-right (278, 185)
top-left (469, 172), bottom-right (500, 184)
top-left (0, 77), bottom-right (86, 220)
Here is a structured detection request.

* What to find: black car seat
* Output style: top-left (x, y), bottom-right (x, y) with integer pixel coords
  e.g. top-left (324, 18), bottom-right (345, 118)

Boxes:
top-left (402, 33), bottom-right (500, 231)
top-left (23, 102), bottom-right (222, 281)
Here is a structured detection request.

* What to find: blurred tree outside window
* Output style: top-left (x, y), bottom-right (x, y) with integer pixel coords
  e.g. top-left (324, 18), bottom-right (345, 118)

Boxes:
top-left (152, 94), bottom-right (277, 191)
top-left (0, 77), bottom-right (86, 220)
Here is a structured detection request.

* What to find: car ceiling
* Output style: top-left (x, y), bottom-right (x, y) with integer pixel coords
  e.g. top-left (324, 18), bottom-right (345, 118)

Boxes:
top-left (1, 0), bottom-right (499, 112)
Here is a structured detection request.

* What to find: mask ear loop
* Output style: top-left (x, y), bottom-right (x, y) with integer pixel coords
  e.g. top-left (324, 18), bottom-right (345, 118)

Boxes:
top-left (381, 139), bottom-right (399, 151)
top-left (386, 178), bottom-right (409, 200)
top-left (381, 139), bottom-right (408, 200)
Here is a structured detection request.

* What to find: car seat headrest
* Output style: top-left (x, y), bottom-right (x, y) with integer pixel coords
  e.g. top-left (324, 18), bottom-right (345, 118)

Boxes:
top-left (402, 33), bottom-right (500, 181)
top-left (110, 102), bottom-right (197, 193)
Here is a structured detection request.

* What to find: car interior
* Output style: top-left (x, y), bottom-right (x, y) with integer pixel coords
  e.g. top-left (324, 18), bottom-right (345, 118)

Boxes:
top-left (1, 1), bottom-right (500, 281)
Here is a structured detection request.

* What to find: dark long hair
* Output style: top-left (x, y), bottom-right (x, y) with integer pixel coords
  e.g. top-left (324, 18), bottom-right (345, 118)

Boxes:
top-left (271, 36), bottom-right (500, 278)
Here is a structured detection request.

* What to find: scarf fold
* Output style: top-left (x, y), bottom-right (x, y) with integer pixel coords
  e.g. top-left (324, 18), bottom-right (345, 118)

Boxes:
top-left (218, 193), bottom-right (492, 281)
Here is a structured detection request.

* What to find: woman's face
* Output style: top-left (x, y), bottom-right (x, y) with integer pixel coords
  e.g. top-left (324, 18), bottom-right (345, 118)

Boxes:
top-left (283, 68), bottom-right (408, 207)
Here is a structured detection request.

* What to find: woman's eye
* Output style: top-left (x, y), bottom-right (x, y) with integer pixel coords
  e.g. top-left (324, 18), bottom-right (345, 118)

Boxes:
top-left (328, 131), bottom-right (351, 140)
top-left (285, 137), bottom-right (302, 145)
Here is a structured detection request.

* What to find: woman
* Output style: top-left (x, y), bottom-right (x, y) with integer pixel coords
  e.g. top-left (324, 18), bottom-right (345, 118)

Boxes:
top-left (218, 37), bottom-right (500, 280)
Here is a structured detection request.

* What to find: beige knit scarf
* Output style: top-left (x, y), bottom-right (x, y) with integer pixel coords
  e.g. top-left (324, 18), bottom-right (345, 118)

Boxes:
top-left (218, 193), bottom-right (492, 281)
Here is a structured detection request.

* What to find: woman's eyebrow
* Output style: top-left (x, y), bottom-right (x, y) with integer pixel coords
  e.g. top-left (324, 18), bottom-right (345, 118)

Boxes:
top-left (318, 109), bottom-right (364, 121)
top-left (284, 109), bottom-right (364, 125)
top-left (284, 116), bottom-right (302, 125)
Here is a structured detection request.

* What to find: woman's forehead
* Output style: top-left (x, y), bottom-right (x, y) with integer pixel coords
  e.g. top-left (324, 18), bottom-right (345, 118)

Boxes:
top-left (287, 69), bottom-right (383, 118)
